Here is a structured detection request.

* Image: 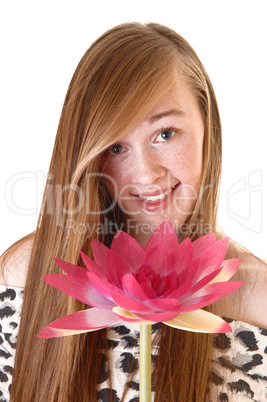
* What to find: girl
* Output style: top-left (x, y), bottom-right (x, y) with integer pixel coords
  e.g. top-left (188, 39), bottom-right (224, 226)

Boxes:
top-left (1, 22), bottom-right (266, 401)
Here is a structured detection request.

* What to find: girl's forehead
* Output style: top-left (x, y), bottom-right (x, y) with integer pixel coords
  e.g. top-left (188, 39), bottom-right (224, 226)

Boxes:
top-left (142, 77), bottom-right (200, 123)
top-left (117, 85), bottom-right (204, 145)
top-left (104, 70), bottom-right (202, 146)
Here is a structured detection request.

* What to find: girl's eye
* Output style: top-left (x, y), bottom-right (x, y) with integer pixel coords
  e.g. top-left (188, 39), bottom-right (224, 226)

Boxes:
top-left (156, 127), bottom-right (176, 142)
top-left (110, 144), bottom-right (123, 155)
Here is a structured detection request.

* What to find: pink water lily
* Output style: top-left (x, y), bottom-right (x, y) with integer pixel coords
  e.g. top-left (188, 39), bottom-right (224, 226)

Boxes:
top-left (38, 222), bottom-right (242, 338)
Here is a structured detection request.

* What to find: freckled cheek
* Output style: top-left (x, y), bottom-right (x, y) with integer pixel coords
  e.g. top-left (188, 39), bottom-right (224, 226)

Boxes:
top-left (170, 143), bottom-right (203, 186)
top-left (103, 164), bottom-right (131, 200)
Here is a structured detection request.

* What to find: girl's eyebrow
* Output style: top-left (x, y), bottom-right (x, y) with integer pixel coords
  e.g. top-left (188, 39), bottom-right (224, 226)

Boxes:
top-left (148, 108), bottom-right (186, 123)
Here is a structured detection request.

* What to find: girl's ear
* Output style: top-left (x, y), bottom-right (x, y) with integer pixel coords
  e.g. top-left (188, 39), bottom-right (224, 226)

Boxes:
top-left (0, 235), bottom-right (33, 287)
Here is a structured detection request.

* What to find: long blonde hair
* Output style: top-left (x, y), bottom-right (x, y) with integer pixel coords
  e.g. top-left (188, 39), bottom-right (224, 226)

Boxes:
top-left (4, 22), bottom-right (222, 401)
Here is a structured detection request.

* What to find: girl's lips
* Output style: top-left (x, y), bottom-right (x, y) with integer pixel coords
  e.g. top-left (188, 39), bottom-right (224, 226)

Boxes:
top-left (138, 186), bottom-right (175, 202)
top-left (133, 185), bottom-right (177, 198)
top-left (132, 183), bottom-right (179, 198)
top-left (132, 183), bottom-right (181, 213)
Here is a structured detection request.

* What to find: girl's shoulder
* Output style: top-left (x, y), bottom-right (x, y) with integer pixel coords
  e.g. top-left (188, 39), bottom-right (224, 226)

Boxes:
top-left (0, 235), bottom-right (34, 288)
top-left (214, 245), bottom-right (267, 329)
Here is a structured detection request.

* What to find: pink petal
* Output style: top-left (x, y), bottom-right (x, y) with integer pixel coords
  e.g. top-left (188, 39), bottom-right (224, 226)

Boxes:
top-left (122, 274), bottom-right (149, 302)
top-left (133, 309), bottom-right (182, 322)
top-left (139, 283), bottom-right (158, 299)
top-left (188, 281), bottom-right (243, 301)
top-left (91, 239), bottom-right (110, 275)
top-left (194, 237), bottom-right (229, 281)
top-left (44, 274), bottom-right (115, 310)
top-left (144, 221), bottom-right (178, 253)
top-left (162, 282), bottom-right (192, 299)
top-left (53, 258), bottom-right (87, 279)
top-left (181, 268), bottom-right (222, 300)
top-left (178, 281), bottom-right (243, 312)
top-left (86, 271), bottom-right (121, 300)
top-left (164, 309), bottom-right (232, 333)
top-left (176, 260), bottom-right (199, 286)
top-left (37, 308), bottom-right (122, 338)
top-left (191, 233), bottom-right (217, 259)
top-left (169, 237), bottom-right (193, 276)
top-left (112, 306), bottom-right (155, 324)
top-left (111, 231), bottom-right (145, 269)
top-left (142, 243), bottom-right (171, 275)
top-left (110, 291), bottom-right (152, 313)
top-left (107, 249), bottom-right (135, 287)
top-left (80, 251), bottom-right (108, 280)
top-left (177, 294), bottom-right (220, 313)
top-left (159, 275), bottom-right (180, 297)
top-left (209, 258), bottom-right (241, 283)
top-left (144, 298), bottom-right (181, 312)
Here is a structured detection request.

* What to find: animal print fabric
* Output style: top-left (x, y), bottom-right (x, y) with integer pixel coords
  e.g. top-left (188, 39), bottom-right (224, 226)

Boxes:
top-left (0, 285), bottom-right (266, 401)
top-left (0, 286), bottom-right (23, 402)
top-left (100, 321), bottom-right (267, 402)
top-left (210, 317), bottom-right (267, 401)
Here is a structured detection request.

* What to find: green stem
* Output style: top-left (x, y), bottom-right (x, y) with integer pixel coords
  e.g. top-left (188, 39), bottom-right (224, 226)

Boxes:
top-left (139, 324), bottom-right (152, 402)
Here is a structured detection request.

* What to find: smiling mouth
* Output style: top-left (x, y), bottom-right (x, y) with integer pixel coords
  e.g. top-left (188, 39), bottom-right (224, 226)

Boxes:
top-left (138, 184), bottom-right (178, 202)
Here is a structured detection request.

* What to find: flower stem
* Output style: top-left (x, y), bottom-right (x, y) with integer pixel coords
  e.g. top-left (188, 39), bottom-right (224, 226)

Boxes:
top-left (139, 324), bottom-right (152, 402)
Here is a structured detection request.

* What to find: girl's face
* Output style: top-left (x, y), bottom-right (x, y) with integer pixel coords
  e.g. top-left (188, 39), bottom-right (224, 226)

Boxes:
top-left (103, 75), bottom-right (205, 245)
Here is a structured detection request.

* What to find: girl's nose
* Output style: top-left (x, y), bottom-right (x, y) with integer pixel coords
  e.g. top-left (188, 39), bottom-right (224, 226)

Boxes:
top-left (130, 150), bottom-right (166, 186)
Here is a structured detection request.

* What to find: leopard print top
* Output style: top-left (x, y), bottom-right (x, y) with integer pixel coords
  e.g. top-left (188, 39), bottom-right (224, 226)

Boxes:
top-left (1, 284), bottom-right (267, 401)
top-left (0, 286), bottom-right (23, 402)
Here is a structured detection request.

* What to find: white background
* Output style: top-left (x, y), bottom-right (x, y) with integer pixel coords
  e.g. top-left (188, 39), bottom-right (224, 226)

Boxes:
top-left (0, 0), bottom-right (266, 257)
